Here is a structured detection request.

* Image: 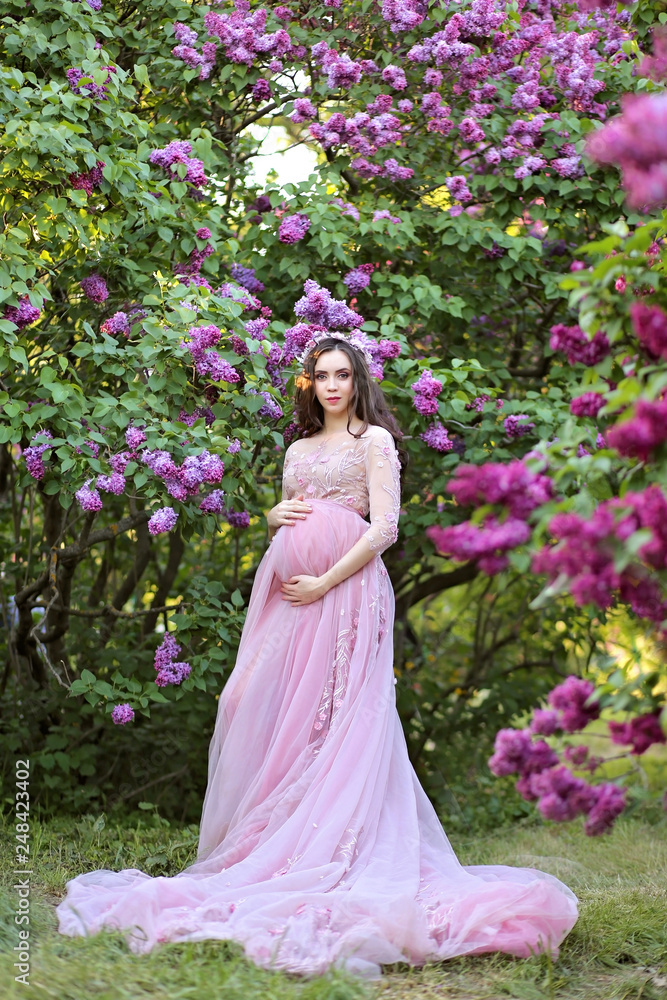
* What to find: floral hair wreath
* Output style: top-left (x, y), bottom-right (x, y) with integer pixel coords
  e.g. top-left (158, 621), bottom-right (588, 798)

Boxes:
top-left (295, 330), bottom-right (375, 369)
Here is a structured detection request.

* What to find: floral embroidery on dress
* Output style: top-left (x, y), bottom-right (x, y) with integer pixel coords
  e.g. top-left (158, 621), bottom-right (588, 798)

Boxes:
top-left (282, 425), bottom-right (401, 557)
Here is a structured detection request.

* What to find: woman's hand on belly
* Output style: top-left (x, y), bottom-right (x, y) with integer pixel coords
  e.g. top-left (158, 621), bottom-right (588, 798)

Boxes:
top-left (280, 574), bottom-right (329, 607)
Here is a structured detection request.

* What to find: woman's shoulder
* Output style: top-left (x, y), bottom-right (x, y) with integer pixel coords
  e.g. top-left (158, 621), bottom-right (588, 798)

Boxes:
top-left (362, 424), bottom-right (397, 448)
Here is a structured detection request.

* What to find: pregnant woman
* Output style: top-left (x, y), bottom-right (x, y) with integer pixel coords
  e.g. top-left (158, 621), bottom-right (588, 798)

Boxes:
top-left (57, 332), bottom-right (578, 978)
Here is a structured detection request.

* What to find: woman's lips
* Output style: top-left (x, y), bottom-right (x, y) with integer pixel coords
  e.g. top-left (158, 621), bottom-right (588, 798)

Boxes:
top-left (326, 397), bottom-right (341, 402)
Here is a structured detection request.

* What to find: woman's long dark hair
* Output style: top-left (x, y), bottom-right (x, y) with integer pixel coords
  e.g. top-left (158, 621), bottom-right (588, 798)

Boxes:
top-left (293, 337), bottom-right (408, 477)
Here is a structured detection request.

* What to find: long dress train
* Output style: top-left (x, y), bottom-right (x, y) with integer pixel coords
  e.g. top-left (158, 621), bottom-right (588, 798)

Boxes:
top-left (56, 426), bottom-right (578, 978)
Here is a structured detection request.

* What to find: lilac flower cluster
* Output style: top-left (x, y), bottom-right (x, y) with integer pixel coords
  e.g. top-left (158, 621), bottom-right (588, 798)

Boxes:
top-left (427, 460), bottom-right (553, 575)
top-left (489, 676), bottom-right (634, 835)
top-left (247, 387), bottom-right (283, 420)
top-left (148, 506), bottom-right (179, 535)
top-left (178, 406), bottom-right (215, 428)
top-left (410, 370), bottom-right (443, 416)
top-left (329, 197), bottom-right (360, 222)
top-left (606, 397), bottom-right (667, 461)
top-left (230, 263), bottom-right (265, 295)
top-left (382, 0), bottom-right (426, 32)
top-left (3, 296), bottom-right (41, 330)
top-left (199, 489), bottom-right (226, 514)
top-left (226, 509), bottom-right (251, 528)
top-left (311, 42), bottom-right (363, 91)
top-left (278, 213), bottom-right (311, 244)
top-left (373, 209), bottom-right (401, 225)
top-left (570, 392), bottom-right (606, 418)
top-left (504, 414), bottom-right (535, 439)
top-left (111, 703), bottom-right (135, 725)
top-left (549, 323), bottom-right (611, 366)
top-left (630, 303), bottom-right (667, 360)
top-left (639, 27), bottom-right (667, 83)
top-left (142, 447), bottom-right (224, 502)
top-left (533, 486), bottom-right (667, 625)
top-left (23, 430), bottom-right (53, 481)
top-left (80, 274), bottom-right (108, 304)
top-left (181, 325), bottom-right (241, 384)
top-left (293, 280), bottom-right (364, 330)
top-left (609, 713), bottom-right (666, 755)
top-left (204, 2), bottom-right (292, 68)
top-left (66, 65), bottom-right (115, 101)
top-left (428, 517), bottom-right (531, 575)
top-left (420, 422), bottom-right (453, 453)
top-left (96, 472), bottom-right (125, 496)
top-left (587, 93), bottom-right (667, 210)
top-left (75, 480), bottom-right (103, 513)
top-left (149, 140), bottom-right (207, 189)
top-left (343, 264), bottom-right (375, 294)
top-left (69, 160), bottom-right (105, 197)
top-left (154, 632), bottom-right (191, 686)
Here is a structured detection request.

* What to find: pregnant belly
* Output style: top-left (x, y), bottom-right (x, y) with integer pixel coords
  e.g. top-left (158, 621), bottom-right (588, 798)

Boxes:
top-left (270, 498), bottom-right (368, 581)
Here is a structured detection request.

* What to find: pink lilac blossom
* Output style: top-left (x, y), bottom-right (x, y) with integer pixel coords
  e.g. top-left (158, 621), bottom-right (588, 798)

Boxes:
top-left (100, 311), bottom-right (130, 336)
top-left (630, 302), bottom-right (667, 360)
top-left (111, 703), bottom-right (135, 725)
top-left (570, 392), bottom-right (606, 418)
top-left (549, 323), bottom-right (611, 366)
top-left (69, 160), bottom-right (105, 196)
top-left (148, 506), bottom-right (179, 535)
top-left (606, 397), bottom-right (667, 461)
top-left (584, 783), bottom-right (627, 835)
top-left (529, 708), bottom-right (561, 736)
top-left (23, 430), bottom-right (53, 480)
top-left (639, 27), bottom-right (667, 82)
top-left (290, 97), bottom-right (317, 123)
top-left (278, 214), bottom-right (311, 244)
top-left (548, 676), bottom-right (601, 733)
top-left (420, 423), bottom-right (453, 452)
top-left (586, 93), bottom-right (667, 210)
top-left (75, 480), bottom-right (103, 513)
top-left (427, 517), bottom-right (531, 575)
top-left (608, 712), bottom-right (666, 755)
top-left (3, 295), bottom-right (42, 330)
top-left (204, 3), bottom-right (291, 66)
top-left (80, 274), bottom-right (108, 304)
top-left (446, 461), bottom-right (553, 520)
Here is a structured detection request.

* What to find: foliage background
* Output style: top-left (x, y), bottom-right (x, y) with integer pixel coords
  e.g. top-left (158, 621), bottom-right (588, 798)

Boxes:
top-left (1, 0), bottom-right (665, 827)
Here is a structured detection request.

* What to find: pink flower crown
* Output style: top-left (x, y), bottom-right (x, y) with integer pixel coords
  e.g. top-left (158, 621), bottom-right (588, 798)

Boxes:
top-left (295, 330), bottom-right (374, 368)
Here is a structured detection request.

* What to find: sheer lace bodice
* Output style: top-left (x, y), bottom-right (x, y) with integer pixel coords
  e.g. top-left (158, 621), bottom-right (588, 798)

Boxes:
top-left (282, 425), bottom-right (401, 555)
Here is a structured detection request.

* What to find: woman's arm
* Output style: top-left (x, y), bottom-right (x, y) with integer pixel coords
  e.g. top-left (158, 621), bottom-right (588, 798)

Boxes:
top-left (267, 445), bottom-right (312, 541)
top-left (280, 429), bottom-right (401, 607)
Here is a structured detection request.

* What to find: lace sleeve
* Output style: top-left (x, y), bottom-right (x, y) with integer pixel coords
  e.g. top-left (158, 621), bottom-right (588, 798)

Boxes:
top-left (362, 428), bottom-right (401, 555)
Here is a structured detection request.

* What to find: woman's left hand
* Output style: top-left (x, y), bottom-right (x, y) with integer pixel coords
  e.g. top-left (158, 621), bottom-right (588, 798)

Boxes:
top-left (280, 575), bottom-right (328, 606)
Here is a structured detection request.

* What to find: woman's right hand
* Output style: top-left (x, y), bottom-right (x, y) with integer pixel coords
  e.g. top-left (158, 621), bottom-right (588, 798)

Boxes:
top-left (267, 493), bottom-right (313, 532)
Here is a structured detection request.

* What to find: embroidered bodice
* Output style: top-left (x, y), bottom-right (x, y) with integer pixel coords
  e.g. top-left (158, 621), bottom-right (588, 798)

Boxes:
top-left (282, 425), bottom-right (401, 555)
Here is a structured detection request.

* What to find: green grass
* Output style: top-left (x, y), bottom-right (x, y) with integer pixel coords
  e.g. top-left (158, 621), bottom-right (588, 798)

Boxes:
top-left (1, 813), bottom-right (666, 999)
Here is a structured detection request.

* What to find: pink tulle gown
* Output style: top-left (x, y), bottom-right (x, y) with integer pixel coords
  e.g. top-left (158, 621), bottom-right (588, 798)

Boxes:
top-left (56, 425), bottom-right (578, 977)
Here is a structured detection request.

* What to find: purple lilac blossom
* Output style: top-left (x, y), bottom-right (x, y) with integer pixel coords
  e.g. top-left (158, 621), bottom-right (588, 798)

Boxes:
top-left (80, 274), bottom-right (109, 304)
top-left (111, 703), bottom-right (135, 725)
top-left (75, 480), bottom-right (103, 513)
top-left (148, 507), bottom-right (179, 535)
top-left (23, 431), bottom-right (53, 480)
top-left (278, 213), bottom-right (311, 244)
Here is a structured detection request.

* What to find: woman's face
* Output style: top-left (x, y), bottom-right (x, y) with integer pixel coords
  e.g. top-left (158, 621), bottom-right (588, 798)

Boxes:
top-left (312, 349), bottom-right (354, 417)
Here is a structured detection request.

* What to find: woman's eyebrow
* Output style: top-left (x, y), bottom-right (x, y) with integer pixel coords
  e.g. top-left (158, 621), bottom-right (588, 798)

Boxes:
top-left (314, 367), bottom-right (351, 374)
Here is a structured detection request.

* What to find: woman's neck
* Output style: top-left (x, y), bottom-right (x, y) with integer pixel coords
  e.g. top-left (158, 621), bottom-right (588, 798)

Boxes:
top-left (320, 414), bottom-right (365, 437)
